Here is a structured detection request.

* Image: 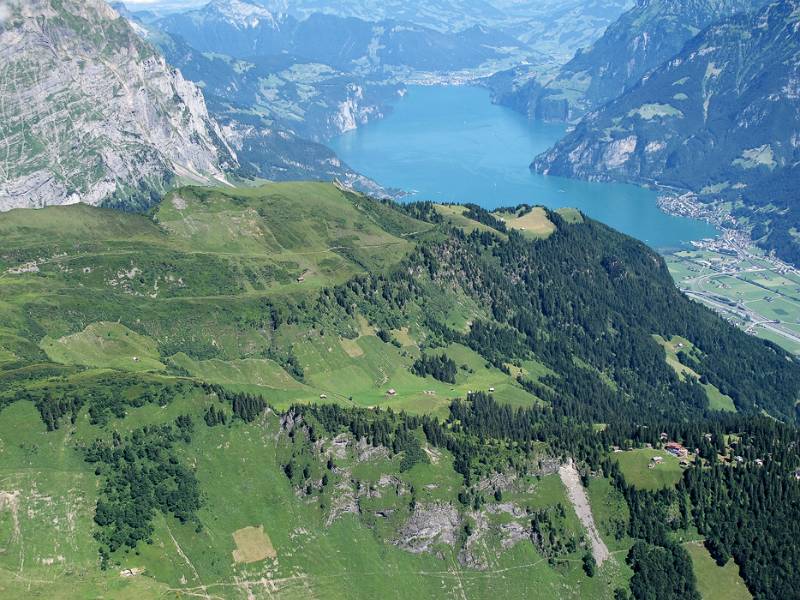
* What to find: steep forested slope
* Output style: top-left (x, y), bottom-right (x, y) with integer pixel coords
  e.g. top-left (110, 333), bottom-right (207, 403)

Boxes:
top-left (490, 0), bottom-right (765, 121)
top-left (532, 0), bottom-right (800, 265)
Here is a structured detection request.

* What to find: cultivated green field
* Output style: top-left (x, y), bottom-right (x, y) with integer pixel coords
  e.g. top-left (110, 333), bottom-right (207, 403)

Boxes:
top-left (613, 449), bottom-right (685, 491)
top-left (685, 542), bottom-right (751, 600)
top-left (666, 249), bottom-right (800, 355)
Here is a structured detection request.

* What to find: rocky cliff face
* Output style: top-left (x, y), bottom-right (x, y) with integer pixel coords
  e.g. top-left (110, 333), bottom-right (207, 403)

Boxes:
top-left (491, 0), bottom-right (764, 122)
top-left (149, 29), bottom-right (402, 143)
top-left (0, 0), bottom-right (236, 211)
top-left (533, 0), bottom-right (800, 264)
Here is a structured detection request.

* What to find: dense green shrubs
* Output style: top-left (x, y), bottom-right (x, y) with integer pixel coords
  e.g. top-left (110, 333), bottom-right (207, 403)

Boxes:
top-left (412, 353), bottom-right (457, 383)
top-left (85, 417), bottom-right (202, 564)
top-left (627, 541), bottom-right (699, 600)
top-left (27, 377), bottom-right (190, 430)
top-left (294, 404), bottom-right (429, 472)
top-left (201, 383), bottom-right (267, 422)
top-left (683, 419), bottom-right (800, 599)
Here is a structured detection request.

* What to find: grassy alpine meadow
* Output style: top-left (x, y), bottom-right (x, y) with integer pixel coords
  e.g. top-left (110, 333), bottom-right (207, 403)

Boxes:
top-left (0, 401), bottom-right (174, 599)
top-left (2, 182), bottom-right (799, 599)
top-left (0, 183), bottom-right (421, 376)
top-left (0, 185), bottom-right (608, 598)
top-left (40, 322), bottom-right (166, 372)
top-left (494, 206), bottom-right (557, 239)
top-left (685, 542), bottom-right (751, 600)
top-left (0, 183), bottom-right (551, 424)
top-left (613, 449), bottom-right (685, 491)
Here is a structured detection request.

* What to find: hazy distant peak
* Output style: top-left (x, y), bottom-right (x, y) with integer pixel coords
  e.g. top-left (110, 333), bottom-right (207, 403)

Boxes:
top-left (200, 0), bottom-right (286, 29)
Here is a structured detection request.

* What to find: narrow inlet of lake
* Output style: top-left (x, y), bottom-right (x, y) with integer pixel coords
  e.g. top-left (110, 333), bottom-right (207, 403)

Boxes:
top-left (329, 85), bottom-right (718, 250)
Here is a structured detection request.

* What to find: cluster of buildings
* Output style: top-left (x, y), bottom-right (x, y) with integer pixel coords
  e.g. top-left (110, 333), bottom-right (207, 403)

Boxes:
top-left (664, 441), bottom-right (688, 458)
top-left (649, 435), bottom-right (691, 469)
top-left (641, 432), bottom-right (800, 479)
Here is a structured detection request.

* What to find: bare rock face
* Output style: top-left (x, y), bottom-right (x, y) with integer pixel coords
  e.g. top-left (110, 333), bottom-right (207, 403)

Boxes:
top-left (0, 0), bottom-right (236, 211)
top-left (475, 472), bottom-right (517, 493)
top-left (395, 502), bottom-right (460, 554)
top-left (457, 510), bottom-right (490, 570)
top-left (325, 470), bottom-right (360, 526)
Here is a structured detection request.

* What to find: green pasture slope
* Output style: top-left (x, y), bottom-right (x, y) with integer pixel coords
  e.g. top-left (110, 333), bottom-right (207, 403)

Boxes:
top-left (685, 542), bottom-right (751, 600)
top-left (613, 449), bottom-right (685, 491)
top-left (0, 182), bottom-right (779, 598)
top-left (0, 183), bottom-right (544, 416)
top-left (0, 184), bottom-right (603, 598)
top-left (0, 388), bottom-right (633, 599)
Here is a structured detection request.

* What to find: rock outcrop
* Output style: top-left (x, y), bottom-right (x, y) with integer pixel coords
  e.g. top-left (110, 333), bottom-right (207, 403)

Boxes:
top-left (395, 502), bottom-right (460, 554)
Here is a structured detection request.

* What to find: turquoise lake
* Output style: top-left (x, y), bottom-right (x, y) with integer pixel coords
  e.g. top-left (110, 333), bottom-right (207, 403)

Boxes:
top-left (330, 85), bottom-right (717, 250)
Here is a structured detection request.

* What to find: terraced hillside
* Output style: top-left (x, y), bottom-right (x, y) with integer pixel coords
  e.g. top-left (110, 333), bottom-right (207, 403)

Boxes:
top-left (1, 183), bottom-right (798, 598)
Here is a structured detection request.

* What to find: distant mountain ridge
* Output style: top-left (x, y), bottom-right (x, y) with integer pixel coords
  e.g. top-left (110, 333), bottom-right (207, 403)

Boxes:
top-left (533, 0), bottom-right (800, 264)
top-left (490, 0), bottom-right (765, 122)
top-left (153, 0), bottom-right (517, 73)
top-left (288, 0), bottom-right (632, 62)
top-left (152, 32), bottom-right (403, 142)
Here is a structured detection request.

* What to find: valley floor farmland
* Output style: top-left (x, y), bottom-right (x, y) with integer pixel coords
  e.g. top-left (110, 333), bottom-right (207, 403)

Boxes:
top-left (667, 248), bottom-right (800, 355)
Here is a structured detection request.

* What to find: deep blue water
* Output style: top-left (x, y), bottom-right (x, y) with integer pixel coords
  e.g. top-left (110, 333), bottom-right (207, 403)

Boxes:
top-left (329, 85), bottom-right (717, 250)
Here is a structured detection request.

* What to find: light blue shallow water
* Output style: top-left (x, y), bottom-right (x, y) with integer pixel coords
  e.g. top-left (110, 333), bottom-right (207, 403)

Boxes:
top-left (329, 85), bottom-right (717, 250)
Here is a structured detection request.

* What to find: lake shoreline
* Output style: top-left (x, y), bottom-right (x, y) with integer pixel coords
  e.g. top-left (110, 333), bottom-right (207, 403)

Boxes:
top-left (331, 85), bottom-right (717, 251)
